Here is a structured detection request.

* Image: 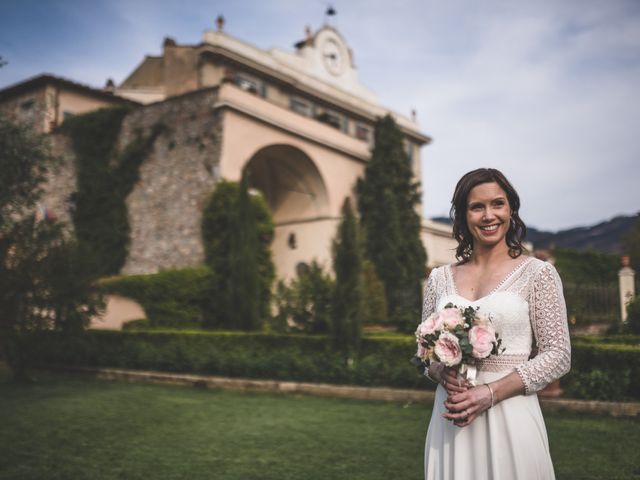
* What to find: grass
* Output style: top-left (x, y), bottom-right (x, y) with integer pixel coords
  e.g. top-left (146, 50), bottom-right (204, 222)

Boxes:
top-left (0, 368), bottom-right (638, 479)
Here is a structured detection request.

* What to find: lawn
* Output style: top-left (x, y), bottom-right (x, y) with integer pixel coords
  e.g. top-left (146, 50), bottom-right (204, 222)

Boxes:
top-left (0, 369), bottom-right (638, 480)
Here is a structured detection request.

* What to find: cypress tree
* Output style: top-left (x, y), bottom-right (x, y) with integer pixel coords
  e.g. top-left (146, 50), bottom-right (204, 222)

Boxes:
top-left (331, 198), bottom-right (364, 357)
top-left (356, 114), bottom-right (427, 332)
top-left (228, 172), bottom-right (262, 330)
top-left (201, 177), bottom-right (274, 330)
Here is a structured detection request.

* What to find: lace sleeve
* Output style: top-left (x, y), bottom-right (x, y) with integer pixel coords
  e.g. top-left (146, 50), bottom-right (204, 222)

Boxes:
top-left (421, 267), bottom-right (439, 322)
top-left (515, 262), bottom-right (571, 394)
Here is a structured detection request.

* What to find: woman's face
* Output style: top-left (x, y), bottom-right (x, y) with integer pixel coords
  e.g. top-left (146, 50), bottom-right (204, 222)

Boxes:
top-left (465, 182), bottom-right (512, 250)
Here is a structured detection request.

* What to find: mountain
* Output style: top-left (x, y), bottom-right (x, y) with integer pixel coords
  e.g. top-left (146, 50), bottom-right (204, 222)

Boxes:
top-left (431, 213), bottom-right (639, 253)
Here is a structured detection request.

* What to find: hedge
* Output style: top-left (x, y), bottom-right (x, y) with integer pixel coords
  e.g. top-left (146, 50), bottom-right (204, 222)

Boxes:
top-left (23, 330), bottom-right (431, 390)
top-left (21, 331), bottom-right (640, 400)
top-left (99, 267), bottom-right (214, 328)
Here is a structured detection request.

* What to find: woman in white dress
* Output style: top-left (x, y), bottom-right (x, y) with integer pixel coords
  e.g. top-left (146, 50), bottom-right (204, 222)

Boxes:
top-left (422, 168), bottom-right (571, 480)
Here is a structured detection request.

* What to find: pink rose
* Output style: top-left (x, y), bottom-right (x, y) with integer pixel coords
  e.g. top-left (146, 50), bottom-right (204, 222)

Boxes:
top-left (473, 312), bottom-right (491, 327)
top-left (469, 324), bottom-right (496, 359)
top-left (417, 343), bottom-right (428, 360)
top-left (417, 312), bottom-right (443, 337)
top-left (439, 307), bottom-right (464, 330)
top-left (434, 332), bottom-right (462, 367)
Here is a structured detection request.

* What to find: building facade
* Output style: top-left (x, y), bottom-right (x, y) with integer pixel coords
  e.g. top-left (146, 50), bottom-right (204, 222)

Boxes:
top-left (0, 22), bottom-right (457, 282)
top-left (0, 74), bottom-right (134, 133)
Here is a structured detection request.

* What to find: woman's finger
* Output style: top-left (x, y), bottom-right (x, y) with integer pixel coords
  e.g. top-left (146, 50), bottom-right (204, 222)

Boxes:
top-left (443, 407), bottom-right (471, 421)
top-left (445, 384), bottom-right (467, 395)
top-left (454, 413), bottom-right (477, 428)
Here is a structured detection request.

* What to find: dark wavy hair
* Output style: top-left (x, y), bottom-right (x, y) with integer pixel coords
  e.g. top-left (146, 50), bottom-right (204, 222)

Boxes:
top-left (449, 168), bottom-right (527, 263)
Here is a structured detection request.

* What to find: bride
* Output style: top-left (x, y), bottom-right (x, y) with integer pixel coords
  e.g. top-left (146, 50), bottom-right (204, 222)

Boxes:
top-left (421, 168), bottom-right (571, 480)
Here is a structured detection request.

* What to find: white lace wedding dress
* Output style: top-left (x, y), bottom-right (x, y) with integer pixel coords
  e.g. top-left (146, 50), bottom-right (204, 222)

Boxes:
top-left (422, 257), bottom-right (571, 480)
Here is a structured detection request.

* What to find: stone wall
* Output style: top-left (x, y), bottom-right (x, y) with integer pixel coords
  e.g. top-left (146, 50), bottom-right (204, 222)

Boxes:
top-left (119, 88), bottom-right (223, 274)
top-left (41, 87), bottom-right (223, 275)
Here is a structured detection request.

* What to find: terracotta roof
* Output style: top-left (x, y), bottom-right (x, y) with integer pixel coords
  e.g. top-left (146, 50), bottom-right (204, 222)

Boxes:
top-left (0, 74), bottom-right (139, 105)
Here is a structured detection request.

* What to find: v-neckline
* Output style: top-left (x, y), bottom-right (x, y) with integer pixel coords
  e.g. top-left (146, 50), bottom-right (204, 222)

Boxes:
top-left (446, 257), bottom-right (532, 303)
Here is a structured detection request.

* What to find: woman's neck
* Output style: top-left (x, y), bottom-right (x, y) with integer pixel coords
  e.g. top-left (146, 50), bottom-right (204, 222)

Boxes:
top-left (468, 242), bottom-right (511, 267)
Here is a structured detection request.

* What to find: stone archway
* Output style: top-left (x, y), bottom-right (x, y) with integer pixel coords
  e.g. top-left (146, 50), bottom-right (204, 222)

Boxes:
top-left (244, 144), bottom-right (335, 279)
top-left (244, 144), bottom-right (330, 222)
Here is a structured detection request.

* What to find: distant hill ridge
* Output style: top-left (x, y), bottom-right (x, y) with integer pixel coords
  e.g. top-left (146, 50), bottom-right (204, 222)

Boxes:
top-left (431, 213), bottom-right (639, 253)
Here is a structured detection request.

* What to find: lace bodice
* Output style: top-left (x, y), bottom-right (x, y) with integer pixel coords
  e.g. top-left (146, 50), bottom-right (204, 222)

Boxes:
top-left (421, 257), bottom-right (571, 394)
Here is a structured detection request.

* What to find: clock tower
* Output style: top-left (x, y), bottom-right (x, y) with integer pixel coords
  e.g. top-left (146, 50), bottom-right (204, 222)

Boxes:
top-left (318, 31), bottom-right (347, 76)
top-left (286, 25), bottom-right (376, 101)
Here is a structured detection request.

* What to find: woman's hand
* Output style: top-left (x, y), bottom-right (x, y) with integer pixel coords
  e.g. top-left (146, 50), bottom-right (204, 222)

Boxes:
top-left (443, 383), bottom-right (493, 427)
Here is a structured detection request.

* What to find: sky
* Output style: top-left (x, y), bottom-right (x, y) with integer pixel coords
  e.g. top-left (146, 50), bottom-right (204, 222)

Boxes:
top-left (1, 0), bottom-right (639, 231)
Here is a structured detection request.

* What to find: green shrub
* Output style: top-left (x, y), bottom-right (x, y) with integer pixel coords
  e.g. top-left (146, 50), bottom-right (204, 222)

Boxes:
top-left (100, 267), bottom-right (213, 328)
top-left (562, 368), bottom-right (631, 401)
top-left (20, 331), bottom-right (640, 400)
top-left (271, 261), bottom-right (334, 334)
top-left (201, 179), bottom-right (275, 329)
top-left (361, 260), bottom-right (388, 325)
top-left (625, 297), bottom-right (640, 334)
top-left (571, 340), bottom-right (640, 399)
top-left (22, 330), bottom-right (429, 390)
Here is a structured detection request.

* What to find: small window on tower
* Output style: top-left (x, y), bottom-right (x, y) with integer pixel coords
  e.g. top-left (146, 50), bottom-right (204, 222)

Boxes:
top-left (290, 97), bottom-right (311, 116)
top-left (233, 73), bottom-right (265, 97)
top-left (355, 123), bottom-right (370, 142)
top-left (315, 110), bottom-right (343, 130)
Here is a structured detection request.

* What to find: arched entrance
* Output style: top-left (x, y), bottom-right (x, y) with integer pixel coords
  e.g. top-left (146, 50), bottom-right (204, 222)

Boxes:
top-left (244, 144), bottom-right (335, 279)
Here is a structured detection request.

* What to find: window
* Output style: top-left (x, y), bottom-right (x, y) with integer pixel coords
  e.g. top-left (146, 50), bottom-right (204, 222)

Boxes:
top-left (233, 73), bottom-right (265, 97)
top-left (355, 123), bottom-right (371, 142)
top-left (290, 97), bottom-right (311, 116)
top-left (404, 140), bottom-right (414, 165)
top-left (315, 110), bottom-right (343, 131)
top-left (288, 233), bottom-right (297, 250)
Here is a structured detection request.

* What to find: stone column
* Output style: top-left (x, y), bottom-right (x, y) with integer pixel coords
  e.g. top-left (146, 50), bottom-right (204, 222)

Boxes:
top-left (619, 255), bottom-right (636, 323)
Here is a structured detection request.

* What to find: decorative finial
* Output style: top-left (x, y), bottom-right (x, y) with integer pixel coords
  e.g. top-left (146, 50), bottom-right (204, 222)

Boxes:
top-left (104, 78), bottom-right (115, 92)
top-left (622, 255), bottom-right (631, 268)
top-left (216, 15), bottom-right (225, 32)
top-left (325, 4), bottom-right (336, 25)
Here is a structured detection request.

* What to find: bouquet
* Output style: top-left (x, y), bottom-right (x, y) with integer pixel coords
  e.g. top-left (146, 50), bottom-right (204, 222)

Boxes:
top-left (411, 303), bottom-right (503, 385)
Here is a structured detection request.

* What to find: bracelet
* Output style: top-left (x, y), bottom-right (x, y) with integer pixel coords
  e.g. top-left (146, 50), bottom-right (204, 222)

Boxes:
top-left (485, 383), bottom-right (495, 408)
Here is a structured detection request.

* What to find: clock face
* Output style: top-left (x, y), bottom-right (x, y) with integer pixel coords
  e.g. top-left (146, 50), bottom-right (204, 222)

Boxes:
top-left (322, 38), bottom-right (344, 76)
